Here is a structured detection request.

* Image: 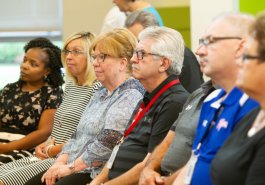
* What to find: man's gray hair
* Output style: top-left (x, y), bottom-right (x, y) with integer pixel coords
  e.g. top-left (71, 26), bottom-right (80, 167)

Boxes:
top-left (212, 12), bottom-right (255, 37)
top-left (139, 26), bottom-right (185, 75)
top-left (125, 10), bottom-right (159, 28)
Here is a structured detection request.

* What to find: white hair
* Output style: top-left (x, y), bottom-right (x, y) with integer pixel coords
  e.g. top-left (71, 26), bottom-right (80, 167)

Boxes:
top-left (138, 26), bottom-right (185, 75)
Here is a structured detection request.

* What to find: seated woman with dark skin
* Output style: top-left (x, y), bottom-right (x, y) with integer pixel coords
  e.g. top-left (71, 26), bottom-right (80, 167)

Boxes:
top-left (0, 38), bottom-right (64, 164)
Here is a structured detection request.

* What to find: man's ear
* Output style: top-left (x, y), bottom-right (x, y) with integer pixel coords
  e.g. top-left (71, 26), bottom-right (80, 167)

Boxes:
top-left (159, 57), bottom-right (171, 73)
top-left (235, 38), bottom-right (246, 58)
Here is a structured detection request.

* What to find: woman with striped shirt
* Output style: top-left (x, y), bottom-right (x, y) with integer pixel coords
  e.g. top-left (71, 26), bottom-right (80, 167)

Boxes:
top-left (0, 32), bottom-right (101, 185)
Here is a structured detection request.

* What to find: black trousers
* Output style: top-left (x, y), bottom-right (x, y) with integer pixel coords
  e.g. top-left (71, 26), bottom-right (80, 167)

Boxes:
top-left (24, 171), bottom-right (92, 185)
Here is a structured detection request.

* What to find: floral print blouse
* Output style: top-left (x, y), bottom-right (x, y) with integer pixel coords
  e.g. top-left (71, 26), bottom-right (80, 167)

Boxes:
top-left (60, 77), bottom-right (145, 178)
top-left (0, 81), bottom-right (63, 136)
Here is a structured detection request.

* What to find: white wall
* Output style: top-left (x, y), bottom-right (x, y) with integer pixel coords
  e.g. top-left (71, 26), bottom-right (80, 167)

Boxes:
top-left (190, 0), bottom-right (239, 81)
top-left (62, 0), bottom-right (113, 40)
top-left (62, 0), bottom-right (190, 40)
top-left (190, 0), bottom-right (239, 51)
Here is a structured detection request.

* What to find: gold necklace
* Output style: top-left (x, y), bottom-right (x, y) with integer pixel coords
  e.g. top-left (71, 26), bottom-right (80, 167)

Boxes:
top-left (247, 110), bottom-right (265, 137)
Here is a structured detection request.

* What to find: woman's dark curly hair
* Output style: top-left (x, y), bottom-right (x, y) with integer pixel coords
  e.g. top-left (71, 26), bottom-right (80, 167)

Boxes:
top-left (23, 37), bottom-right (64, 87)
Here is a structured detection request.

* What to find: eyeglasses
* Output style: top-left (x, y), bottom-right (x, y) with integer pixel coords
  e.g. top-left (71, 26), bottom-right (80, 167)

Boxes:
top-left (90, 53), bottom-right (109, 63)
top-left (133, 50), bottom-right (162, 60)
top-left (241, 54), bottom-right (264, 62)
top-left (199, 36), bottom-right (242, 46)
top-left (62, 49), bottom-right (86, 56)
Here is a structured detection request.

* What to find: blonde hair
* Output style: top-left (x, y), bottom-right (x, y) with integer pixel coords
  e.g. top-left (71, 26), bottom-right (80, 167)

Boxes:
top-left (90, 28), bottom-right (137, 74)
top-left (62, 31), bottom-right (96, 86)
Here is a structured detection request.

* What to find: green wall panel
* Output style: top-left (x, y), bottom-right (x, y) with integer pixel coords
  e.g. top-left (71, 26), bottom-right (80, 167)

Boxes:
top-left (240, 0), bottom-right (265, 15)
top-left (157, 7), bottom-right (191, 48)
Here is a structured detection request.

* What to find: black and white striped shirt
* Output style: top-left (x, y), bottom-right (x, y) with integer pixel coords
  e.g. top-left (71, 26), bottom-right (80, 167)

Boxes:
top-left (51, 80), bottom-right (101, 145)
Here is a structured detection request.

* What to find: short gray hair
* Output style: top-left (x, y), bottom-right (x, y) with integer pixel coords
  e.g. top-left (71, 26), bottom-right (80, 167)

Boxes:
top-left (212, 12), bottom-right (255, 38)
top-left (125, 10), bottom-right (159, 28)
top-left (139, 26), bottom-right (185, 75)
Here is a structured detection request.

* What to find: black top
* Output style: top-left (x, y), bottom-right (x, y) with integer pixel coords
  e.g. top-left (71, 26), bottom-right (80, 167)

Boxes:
top-left (0, 81), bottom-right (63, 135)
top-left (211, 107), bottom-right (265, 185)
top-left (179, 47), bottom-right (204, 93)
top-left (108, 74), bottom-right (189, 179)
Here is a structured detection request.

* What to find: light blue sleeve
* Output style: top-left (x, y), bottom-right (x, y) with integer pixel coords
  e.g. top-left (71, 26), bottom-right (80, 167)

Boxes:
top-left (81, 89), bottom-right (143, 169)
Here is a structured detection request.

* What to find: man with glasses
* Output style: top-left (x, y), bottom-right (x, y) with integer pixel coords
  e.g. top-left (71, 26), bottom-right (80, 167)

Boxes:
top-left (89, 26), bottom-right (189, 185)
top-left (168, 13), bottom-right (259, 185)
top-left (125, 10), bottom-right (204, 93)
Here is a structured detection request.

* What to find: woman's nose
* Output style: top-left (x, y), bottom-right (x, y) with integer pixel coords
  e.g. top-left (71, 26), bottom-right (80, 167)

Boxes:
top-left (65, 53), bottom-right (73, 60)
top-left (21, 61), bottom-right (29, 69)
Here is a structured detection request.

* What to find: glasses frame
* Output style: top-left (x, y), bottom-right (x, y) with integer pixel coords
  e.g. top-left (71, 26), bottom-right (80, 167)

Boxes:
top-left (199, 36), bottom-right (242, 46)
top-left (241, 54), bottom-right (265, 62)
top-left (62, 49), bottom-right (86, 56)
top-left (90, 53), bottom-right (109, 63)
top-left (133, 49), bottom-right (163, 60)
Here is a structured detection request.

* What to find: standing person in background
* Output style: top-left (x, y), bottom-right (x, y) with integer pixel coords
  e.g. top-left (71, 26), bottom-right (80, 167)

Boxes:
top-left (0, 38), bottom-right (64, 164)
top-left (125, 10), bottom-right (203, 93)
top-left (100, 6), bottom-right (126, 34)
top-left (25, 28), bottom-right (145, 185)
top-left (0, 31), bottom-right (101, 185)
top-left (173, 12), bottom-right (258, 185)
top-left (89, 26), bottom-right (189, 185)
top-left (211, 11), bottom-right (265, 185)
top-left (112, 0), bottom-right (163, 26)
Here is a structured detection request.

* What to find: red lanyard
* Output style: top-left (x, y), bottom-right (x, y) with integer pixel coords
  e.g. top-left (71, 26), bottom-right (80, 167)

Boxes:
top-left (123, 79), bottom-right (180, 138)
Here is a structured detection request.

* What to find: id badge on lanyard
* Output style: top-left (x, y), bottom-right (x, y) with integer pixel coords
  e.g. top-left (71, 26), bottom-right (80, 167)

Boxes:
top-left (184, 150), bottom-right (198, 185)
top-left (107, 79), bottom-right (180, 169)
top-left (107, 144), bottom-right (120, 169)
top-left (107, 137), bottom-right (124, 169)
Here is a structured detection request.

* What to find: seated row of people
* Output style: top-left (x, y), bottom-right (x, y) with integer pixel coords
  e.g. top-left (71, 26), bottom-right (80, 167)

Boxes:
top-left (1, 10), bottom-right (265, 185)
top-left (0, 32), bottom-right (101, 185)
top-left (24, 26), bottom-right (190, 185)
top-left (0, 26), bottom-right (190, 185)
top-left (140, 12), bottom-right (265, 185)
top-left (0, 11), bottom-right (202, 166)
top-left (0, 10), bottom-right (197, 184)
top-left (0, 10), bottom-right (202, 163)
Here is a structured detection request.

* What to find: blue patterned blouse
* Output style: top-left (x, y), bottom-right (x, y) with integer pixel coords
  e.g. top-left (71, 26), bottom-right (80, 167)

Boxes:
top-left (60, 77), bottom-right (145, 177)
